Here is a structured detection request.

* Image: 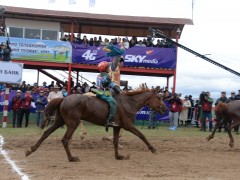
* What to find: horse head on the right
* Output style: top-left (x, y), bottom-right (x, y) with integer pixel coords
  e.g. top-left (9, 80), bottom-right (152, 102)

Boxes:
top-left (147, 87), bottom-right (168, 115)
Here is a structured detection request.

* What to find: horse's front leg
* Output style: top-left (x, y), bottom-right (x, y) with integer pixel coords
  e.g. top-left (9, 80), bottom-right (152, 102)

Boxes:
top-left (226, 120), bottom-right (240, 148)
top-left (113, 127), bottom-right (130, 160)
top-left (207, 120), bottom-right (225, 141)
top-left (125, 125), bottom-right (156, 153)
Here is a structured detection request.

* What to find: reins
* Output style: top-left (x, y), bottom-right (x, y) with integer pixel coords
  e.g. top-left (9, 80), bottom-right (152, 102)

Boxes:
top-left (121, 91), bottom-right (164, 113)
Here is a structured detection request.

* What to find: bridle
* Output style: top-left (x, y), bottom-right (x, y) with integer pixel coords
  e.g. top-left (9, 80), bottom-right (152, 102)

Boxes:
top-left (123, 90), bottom-right (167, 115)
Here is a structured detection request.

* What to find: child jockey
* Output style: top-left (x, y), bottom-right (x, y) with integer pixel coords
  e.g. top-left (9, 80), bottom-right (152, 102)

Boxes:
top-left (92, 61), bottom-right (121, 131)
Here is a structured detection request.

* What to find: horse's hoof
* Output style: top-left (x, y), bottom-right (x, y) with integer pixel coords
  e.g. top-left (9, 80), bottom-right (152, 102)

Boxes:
top-left (116, 154), bottom-right (130, 160)
top-left (150, 146), bottom-right (156, 153)
top-left (229, 143), bottom-right (234, 148)
top-left (25, 150), bottom-right (31, 157)
top-left (80, 135), bottom-right (85, 140)
top-left (69, 157), bottom-right (80, 162)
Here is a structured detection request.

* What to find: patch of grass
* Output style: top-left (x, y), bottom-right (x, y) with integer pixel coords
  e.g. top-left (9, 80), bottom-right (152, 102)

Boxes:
top-left (0, 122), bottom-right (228, 140)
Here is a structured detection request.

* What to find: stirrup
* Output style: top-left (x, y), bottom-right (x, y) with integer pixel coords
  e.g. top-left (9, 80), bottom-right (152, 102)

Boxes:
top-left (108, 121), bottom-right (119, 127)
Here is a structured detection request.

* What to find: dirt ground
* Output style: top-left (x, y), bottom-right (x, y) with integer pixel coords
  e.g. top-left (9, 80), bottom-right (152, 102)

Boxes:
top-left (1, 132), bottom-right (240, 180)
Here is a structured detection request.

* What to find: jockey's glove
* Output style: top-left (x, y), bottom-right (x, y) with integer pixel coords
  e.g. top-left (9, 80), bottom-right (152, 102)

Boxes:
top-left (113, 85), bottom-right (121, 94)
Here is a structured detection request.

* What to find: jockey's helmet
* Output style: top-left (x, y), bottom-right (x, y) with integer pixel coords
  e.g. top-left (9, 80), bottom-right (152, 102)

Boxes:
top-left (98, 61), bottom-right (110, 72)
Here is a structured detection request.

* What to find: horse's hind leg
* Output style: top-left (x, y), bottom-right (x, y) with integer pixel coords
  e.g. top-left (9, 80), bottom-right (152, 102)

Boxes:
top-left (25, 113), bottom-right (64, 157)
top-left (113, 127), bottom-right (130, 160)
top-left (62, 119), bottom-right (80, 162)
top-left (125, 125), bottom-right (156, 153)
top-left (226, 120), bottom-right (240, 148)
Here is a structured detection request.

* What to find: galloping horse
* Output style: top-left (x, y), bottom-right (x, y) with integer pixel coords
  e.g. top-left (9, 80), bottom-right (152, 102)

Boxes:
top-left (25, 88), bottom-right (168, 161)
top-left (207, 101), bottom-right (240, 147)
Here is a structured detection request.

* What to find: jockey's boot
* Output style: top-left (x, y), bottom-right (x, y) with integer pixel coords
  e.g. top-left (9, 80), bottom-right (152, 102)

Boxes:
top-left (106, 116), bottom-right (119, 128)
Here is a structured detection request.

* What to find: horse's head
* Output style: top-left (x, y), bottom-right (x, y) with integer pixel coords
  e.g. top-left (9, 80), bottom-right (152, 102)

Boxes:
top-left (146, 88), bottom-right (168, 115)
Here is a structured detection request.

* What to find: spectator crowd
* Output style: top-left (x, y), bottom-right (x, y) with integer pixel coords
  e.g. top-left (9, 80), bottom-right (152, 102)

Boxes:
top-left (1, 80), bottom-right (239, 134)
top-left (0, 79), bottom-right (96, 128)
top-left (61, 33), bottom-right (174, 49)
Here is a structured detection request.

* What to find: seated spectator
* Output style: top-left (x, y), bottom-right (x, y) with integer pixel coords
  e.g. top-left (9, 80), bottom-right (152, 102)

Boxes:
top-left (93, 37), bottom-right (100, 46)
top-left (82, 35), bottom-right (88, 46)
top-left (154, 39), bottom-right (162, 47)
top-left (98, 36), bottom-right (103, 43)
top-left (129, 36), bottom-right (137, 48)
top-left (135, 40), bottom-right (146, 47)
top-left (145, 36), bottom-right (154, 47)
top-left (114, 38), bottom-right (119, 45)
top-left (120, 38), bottom-right (130, 50)
top-left (89, 38), bottom-right (94, 46)
top-left (76, 33), bottom-right (82, 44)
top-left (101, 38), bottom-right (110, 46)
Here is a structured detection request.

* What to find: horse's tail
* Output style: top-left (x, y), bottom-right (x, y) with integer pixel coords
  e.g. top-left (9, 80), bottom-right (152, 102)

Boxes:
top-left (215, 102), bottom-right (228, 116)
top-left (40, 98), bottom-right (64, 129)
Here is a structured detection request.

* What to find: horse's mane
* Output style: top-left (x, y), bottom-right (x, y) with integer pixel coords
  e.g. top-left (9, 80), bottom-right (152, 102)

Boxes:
top-left (124, 89), bottom-right (149, 96)
top-left (215, 102), bottom-right (228, 115)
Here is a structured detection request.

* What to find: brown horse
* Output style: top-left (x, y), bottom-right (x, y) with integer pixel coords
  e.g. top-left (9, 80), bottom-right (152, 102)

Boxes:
top-left (25, 89), bottom-right (168, 162)
top-left (207, 101), bottom-right (240, 147)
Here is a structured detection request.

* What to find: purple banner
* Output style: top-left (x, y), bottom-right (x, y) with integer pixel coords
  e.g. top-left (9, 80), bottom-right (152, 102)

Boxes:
top-left (0, 91), bottom-right (40, 112)
top-left (72, 44), bottom-right (176, 69)
top-left (135, 101), bottom-right (170, 121)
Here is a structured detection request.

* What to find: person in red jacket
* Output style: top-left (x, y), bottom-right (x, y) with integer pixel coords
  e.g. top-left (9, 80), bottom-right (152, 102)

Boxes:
top-left (11, 90), bottom-right (22, 128)
top-left (20, 91), bottom-right (33, 127)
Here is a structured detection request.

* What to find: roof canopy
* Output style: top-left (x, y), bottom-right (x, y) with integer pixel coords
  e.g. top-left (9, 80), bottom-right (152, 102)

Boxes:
top-left (2, 6), bottom-right (193, 38)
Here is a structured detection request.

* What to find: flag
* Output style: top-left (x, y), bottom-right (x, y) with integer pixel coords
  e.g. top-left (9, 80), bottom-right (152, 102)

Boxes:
top-left (48, 0), bottom-right (56, 3)
top-left (69, 0), bottom-right (76, 5)
top-left (89, 0), bottom-right (95, 8)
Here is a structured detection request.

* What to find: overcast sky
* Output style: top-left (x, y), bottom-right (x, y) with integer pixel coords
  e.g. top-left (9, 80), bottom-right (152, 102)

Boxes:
top-left (1, 0), bottom-right (240, 98)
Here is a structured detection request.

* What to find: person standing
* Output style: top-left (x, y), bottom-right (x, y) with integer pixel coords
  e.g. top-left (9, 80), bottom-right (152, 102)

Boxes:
top-left (11, 90), bottom-right (22, 128)
top-left (168, 93), bottom-right (183, 130)
top-left (148, 108), bottom-right (157, 129)
top-left (201, 92), bottom-right (213, 132)
top-left (231, 91), bottom-right (240, 134)
top-left (20, 91), bottom-right (33, 127)
top-left (47, 85), bottom-right (63, 125)
top-left (187, 95), bottom-right (195, 125)
top-left (35, 90), bottom-right (48, 128)
top-left (47, 85), bottom-right (63, 102)
top-left (179, 95), bottom-right (191, 126)
top-left (215, 91), bottom-right (228, 132)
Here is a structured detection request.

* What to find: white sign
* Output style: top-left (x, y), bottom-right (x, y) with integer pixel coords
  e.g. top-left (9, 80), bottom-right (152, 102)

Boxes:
top-left (0, 62), bottom-right (23, 84)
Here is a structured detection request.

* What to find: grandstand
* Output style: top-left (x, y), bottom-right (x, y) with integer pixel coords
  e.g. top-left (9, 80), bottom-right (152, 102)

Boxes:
top-left (0, 5), bottom-right (193, 92)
